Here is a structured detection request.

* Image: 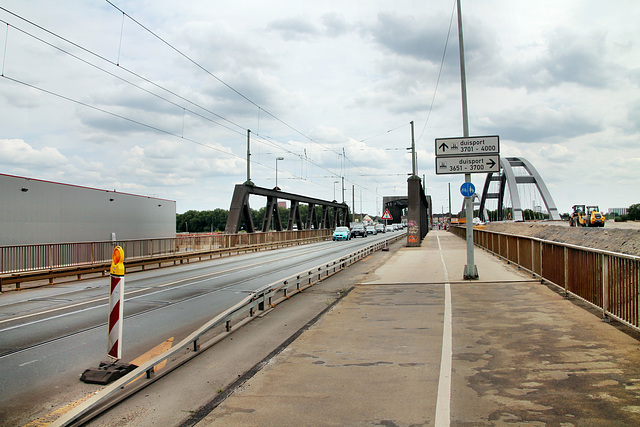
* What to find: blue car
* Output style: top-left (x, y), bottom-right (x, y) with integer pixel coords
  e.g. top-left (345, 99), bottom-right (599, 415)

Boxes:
top-left (332, 226), bottom-right (351, 241)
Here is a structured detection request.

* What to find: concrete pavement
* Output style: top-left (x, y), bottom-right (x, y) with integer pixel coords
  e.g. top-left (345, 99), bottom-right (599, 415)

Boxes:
top-left (193, 230), bottom-right (640, 426)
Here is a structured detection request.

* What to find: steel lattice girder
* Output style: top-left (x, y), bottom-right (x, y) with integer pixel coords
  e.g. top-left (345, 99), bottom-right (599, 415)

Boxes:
top-left (224, 184), bottom-right (350, 233)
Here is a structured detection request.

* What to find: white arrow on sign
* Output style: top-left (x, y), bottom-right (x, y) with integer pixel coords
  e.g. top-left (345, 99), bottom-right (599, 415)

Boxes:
top-left (435, 154), bottom-right (500, 175)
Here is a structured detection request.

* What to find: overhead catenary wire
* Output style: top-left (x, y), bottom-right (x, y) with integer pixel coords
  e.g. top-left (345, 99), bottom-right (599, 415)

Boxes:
top-left (416, 0), bottom-right (457, 144)
top-left (0, 3), bottom-right (458, 208)
top-left (1, 4), bottom-right (354, 188)
top-left (104, 1), bottom-right (345, 160)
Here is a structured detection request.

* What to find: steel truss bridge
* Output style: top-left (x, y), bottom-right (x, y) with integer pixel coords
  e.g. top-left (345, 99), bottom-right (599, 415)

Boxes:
top-left (224, 184), bottom-right (350, 234)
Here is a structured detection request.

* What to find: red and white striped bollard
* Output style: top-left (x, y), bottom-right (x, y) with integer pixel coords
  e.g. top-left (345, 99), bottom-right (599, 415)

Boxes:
top-left (108, 246), bottom-right (125, 360)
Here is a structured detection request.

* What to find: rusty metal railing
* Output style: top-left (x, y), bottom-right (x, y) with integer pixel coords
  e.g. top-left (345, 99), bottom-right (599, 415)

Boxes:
top-left (451, 226), bottom-right (640, 333)
top-left (0, 230), bottom-right (331, 291)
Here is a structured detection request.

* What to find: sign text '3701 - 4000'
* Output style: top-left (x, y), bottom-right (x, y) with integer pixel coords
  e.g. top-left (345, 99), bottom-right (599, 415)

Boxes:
top-left (435, 135), bottom-right (499, 156)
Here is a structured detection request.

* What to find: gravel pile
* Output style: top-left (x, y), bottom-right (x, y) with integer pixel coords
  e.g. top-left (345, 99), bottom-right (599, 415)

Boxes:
top-left (482, 222), bottom-right (640, 257)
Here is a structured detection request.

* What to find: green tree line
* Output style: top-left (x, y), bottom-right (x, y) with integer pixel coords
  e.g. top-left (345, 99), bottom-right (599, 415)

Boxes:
top-left (176, 205), bottom-right (344, 233)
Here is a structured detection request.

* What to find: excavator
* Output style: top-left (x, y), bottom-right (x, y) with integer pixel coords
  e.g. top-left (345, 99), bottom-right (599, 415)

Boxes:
top-left (569, 204), bottom-right (605, 227)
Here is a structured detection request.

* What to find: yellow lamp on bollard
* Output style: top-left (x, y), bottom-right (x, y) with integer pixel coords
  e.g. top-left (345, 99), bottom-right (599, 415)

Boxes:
top-left (111, 246), bottom-right (125, 276)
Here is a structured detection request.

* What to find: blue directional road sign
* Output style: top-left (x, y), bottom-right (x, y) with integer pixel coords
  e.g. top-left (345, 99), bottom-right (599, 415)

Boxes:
top-left (460, 182), bottom-right (475, 198)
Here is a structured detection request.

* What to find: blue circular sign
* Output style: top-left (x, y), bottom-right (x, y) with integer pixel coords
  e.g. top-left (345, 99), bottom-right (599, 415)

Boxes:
top-left (460, 182), bottom-right (475, 198)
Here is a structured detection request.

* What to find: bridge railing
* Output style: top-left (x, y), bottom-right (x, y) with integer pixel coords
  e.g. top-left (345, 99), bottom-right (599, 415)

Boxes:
top-left (0, 230), bottom-right (332, 289)
top-left (450, 226), bottom-right (640, 333)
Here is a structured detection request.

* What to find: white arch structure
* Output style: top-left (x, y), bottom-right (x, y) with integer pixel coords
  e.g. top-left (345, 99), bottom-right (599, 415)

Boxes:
top-left (478, 157), bottom-right (561, 222)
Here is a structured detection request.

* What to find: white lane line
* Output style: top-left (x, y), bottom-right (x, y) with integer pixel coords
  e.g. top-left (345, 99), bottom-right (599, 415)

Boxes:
top-left (435, 233), bottom-right (452, 427)
top-left (0, 256), bottom-right (273, 334)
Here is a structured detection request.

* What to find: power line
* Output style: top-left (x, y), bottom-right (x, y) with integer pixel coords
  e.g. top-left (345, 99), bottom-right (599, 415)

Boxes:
top-left (0, 4), bottom-right (435, 204)
top-left (105, 1), bottom-right (345, 160)
top-left (416, 0), bottom-right (457, 143)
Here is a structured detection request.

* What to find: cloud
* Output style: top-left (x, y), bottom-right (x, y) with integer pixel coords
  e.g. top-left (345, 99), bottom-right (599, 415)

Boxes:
top-left (476, 104), bottom-right (601, 143)
top-left (321, 12), bottom-right (350, 37)
top-left (267, 16), bottom-right (320, 40)
top-left (0, 139), bottom-right (68, 169)
top-left (503, 28), bottom-right (616, 90)
top-left (365, 12), bottom-right (452, 64)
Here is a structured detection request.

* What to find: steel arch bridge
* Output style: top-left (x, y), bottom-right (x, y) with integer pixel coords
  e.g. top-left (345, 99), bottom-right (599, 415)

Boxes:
top-left (478, 157), bottom-right (561, 222)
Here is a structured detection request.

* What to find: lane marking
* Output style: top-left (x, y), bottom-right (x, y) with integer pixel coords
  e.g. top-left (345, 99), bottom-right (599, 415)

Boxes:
top-left (1, 245), bottom-right (326, 326)
top-left (435, 233), bottom-right (452, 427)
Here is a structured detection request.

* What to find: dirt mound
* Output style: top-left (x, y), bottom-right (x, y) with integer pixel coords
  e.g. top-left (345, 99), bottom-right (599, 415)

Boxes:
top-left (483, 222), bottom-right (640, 257)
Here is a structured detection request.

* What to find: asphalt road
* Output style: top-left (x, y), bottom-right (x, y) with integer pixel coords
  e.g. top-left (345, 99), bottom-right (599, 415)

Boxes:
top-left (0, 231), bottom-right (402, 425)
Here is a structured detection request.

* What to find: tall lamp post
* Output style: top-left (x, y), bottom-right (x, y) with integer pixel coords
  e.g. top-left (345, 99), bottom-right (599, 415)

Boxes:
top-left (275, 157), bottom-right (284, 189)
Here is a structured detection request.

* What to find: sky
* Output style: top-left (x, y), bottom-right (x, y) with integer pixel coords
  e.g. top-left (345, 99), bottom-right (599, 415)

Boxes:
top-left (1, 0), bottom-right (639, 217)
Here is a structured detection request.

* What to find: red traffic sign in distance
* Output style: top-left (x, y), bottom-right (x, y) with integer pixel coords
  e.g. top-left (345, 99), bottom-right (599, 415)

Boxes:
top-left (381, 209), bottom-right (393, 220)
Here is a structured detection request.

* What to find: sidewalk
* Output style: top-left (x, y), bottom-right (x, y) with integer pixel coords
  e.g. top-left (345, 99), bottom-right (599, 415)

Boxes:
top-left (195, 230), bottom-right (640, 426)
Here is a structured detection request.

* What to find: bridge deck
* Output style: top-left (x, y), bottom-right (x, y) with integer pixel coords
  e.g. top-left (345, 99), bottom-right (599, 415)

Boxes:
top-left (195, 230), bottom-right (640, 426)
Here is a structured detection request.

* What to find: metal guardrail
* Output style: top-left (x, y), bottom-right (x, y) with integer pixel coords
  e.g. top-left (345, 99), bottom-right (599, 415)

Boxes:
top-left (50, 233), bottom-right (405, 426)
top-left (0, 230), bottom-right (331, 291)
top-left (450, 226), bottom-right (640, 333)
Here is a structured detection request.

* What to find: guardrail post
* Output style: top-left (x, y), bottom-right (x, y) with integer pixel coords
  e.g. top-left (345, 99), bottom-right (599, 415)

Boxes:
top-left (564, 246), bottom-right (569, 297)
top-left (531, 240), bottom-right (535, 278)
top-left (193, 338), bottom-right (200, 351)
top-left (602, 254), bottom-right (609, 321)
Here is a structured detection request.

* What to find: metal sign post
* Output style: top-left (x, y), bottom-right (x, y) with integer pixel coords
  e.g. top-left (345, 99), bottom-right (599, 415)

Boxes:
top-left (381, 209), bottom-right (393, 251)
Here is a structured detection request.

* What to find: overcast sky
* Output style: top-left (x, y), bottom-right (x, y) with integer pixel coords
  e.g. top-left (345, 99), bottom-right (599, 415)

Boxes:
top-left (1, 0), bottom-right (639, 218)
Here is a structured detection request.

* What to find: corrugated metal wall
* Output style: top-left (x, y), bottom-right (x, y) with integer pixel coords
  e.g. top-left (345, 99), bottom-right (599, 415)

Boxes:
top-left (1, 174), bottom-right (176, 245)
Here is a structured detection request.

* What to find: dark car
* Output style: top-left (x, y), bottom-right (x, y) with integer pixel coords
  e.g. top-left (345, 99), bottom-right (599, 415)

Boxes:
top-left (351, 224), bottom-right (367, 238)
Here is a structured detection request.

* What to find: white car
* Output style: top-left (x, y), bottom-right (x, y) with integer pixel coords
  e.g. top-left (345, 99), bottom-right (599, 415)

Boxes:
top-left (385, 225), bottom-right (394, 232)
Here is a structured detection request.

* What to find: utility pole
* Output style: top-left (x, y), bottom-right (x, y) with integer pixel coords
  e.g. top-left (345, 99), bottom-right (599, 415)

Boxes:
top-left (457, 0), bottom-right (478, 279)
top-left (448, 183), bottom-right (452, 223)
top-left (245, 129), bottom-right (253, 185)
top-left (352, 184), bottom-right (355, 223)
top-left (410, 121), bottom-right (416, 177)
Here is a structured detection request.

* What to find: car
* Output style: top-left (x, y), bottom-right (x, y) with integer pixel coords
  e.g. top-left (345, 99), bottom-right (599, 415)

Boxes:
top-left (385, 225), bottom-right (394, 232)
top-left (332, 226), bottom-right (351, 241)
top-left (366, 225), bottom-right (377, 235)
top-left (375, 224), bottom-right (385, 233)
top-left (392, 224), bottom-right (399, 231)
top-left (351, 224), bottom-right (367, 238)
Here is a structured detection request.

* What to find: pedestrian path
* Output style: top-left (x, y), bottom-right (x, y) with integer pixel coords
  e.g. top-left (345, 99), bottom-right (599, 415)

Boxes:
top-left (195, 230), bottom-right (640, 426)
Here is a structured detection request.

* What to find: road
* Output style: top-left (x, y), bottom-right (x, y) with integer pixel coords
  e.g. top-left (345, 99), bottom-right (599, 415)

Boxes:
top-left (0, 231), bottom-right (402, 424)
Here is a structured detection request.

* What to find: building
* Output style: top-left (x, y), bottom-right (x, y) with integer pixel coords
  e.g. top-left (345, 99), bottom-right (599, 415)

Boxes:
top-left (0, 173), bottom-right (176, 246)
top-left (608, 208), bottom-right (627, 216)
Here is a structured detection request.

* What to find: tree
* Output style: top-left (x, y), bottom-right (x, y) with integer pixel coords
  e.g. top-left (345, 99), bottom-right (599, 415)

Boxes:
top-left (628, 203), bottom-right (640, 221)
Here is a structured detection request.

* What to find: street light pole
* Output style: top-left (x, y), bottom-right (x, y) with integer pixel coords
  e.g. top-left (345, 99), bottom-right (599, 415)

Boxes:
top-left (457, 0), bottom-right (478, 280)
top-left (275, 157), bottom-right (284, 188)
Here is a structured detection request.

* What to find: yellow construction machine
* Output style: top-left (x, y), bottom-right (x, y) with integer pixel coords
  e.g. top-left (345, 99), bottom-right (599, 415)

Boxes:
top-left (570, 204), bottom-right (605, 227)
